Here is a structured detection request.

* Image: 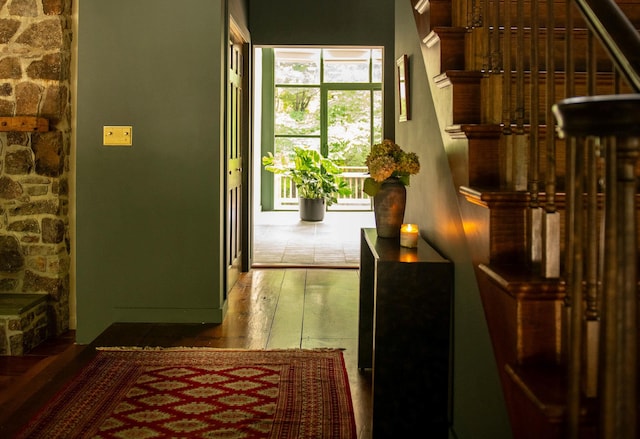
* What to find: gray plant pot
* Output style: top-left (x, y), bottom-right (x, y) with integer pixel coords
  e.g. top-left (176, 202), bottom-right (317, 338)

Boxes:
top-left (299, 197), bottom-right (326, 222)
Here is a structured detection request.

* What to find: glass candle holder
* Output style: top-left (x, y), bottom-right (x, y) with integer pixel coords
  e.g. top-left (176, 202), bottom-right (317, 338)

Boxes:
top-left (400, 223), bottom-right (419, 248)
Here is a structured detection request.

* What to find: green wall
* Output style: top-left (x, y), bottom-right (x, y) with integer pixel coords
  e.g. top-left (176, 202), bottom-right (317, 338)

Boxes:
top-left (248, 0), bottom-right (395, 139)
top-left (76, 0), bottom-right (232, 343)
top-left (393, 2), bottom-right (512, 438)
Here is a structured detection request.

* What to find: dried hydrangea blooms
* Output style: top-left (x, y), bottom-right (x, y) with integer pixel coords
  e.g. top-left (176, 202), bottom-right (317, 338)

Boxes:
top-left (363, 139), bottom-right (420, 196)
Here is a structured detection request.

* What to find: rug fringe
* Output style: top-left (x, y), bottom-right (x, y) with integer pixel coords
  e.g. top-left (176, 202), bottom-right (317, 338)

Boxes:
top-left (96, 346), bottom-right (346, 352)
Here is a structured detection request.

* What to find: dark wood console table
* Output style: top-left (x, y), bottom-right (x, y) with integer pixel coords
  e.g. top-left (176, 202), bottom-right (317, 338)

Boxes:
top-left (358, 228), bottom-right (453, 437)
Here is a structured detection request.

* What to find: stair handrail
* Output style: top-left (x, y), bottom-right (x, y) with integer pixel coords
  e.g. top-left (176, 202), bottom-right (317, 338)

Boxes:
top-left (553, 93), bottom-right (640, 439)
top-left (572, 0), bottom-right (640, 92)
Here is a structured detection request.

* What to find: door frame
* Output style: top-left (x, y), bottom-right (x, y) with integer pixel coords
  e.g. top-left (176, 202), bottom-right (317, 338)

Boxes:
top-left (226, 16), bottom-right (252, 291)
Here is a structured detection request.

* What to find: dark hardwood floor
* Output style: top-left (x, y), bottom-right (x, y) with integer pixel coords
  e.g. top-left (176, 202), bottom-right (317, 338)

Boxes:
top-left (0, 268), bottom-right (372, 438)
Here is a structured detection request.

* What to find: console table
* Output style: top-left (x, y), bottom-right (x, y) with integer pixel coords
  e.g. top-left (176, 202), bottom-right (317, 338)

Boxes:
top-left (358, 228), bottom-right (453, 437)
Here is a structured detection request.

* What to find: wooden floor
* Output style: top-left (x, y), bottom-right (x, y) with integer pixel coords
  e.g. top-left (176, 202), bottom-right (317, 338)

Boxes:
top-left (0, 268), bottom-right (372, 438)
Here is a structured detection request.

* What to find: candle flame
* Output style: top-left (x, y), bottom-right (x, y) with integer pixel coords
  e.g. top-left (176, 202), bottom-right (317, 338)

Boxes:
top-left (402, 223), bottom-right (418, 232)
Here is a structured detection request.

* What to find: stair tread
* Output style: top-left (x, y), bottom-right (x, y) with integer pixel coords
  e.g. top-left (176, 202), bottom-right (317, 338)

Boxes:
top-left (479, 263), bottom-right (565, 299)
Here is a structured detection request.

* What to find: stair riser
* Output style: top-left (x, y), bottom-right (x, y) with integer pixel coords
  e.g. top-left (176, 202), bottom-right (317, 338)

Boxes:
top-left (412, 0), bottom-right (452, 39)
top-left (494, 28), bottom-right (618, 73)
top-left (477, 266), bottom-right (564, 365)
top-left (489, 0), bottom-right (640, 29)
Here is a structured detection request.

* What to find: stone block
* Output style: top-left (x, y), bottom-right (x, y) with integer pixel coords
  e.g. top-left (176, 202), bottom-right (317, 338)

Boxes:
top-left (0, 235), bottom-right (25, 273)
top-left (9, 0), bottom-right (38, 17)
top-left (41, 85), bottom-right (69, 122)
top-left (0, 293), bottom-right (49, 355)
top-left (0, 19), bottom-right (21, 44)
top-left (0, 175), bottom-right (23, 199)
top-left (0, 57), bottom-right (22, 79)
top-left (8, 219), bottom-right (40, 233)
top-left (42, 217), bottom-right (64, 243)
top-left (27, 53), bottom-right (64, 80)
top-left (8, 132), bottom-right (29, 146)
top-left (43, 0), bottom-right (68, 15)
top-left (4, 149), bottom-right (33, 175)
top-left (32, 131), bottom-right (63, 177)
top-left (16, 19), bottom-right (64, 50)
top-left (15, 82), bottom-right (43, 116)
top-left (0, 83), bottom-right (12, 96)
top-left (0, 98), bottom-right (14, 114)
top-left (9, 199), bottom-right (59, 216)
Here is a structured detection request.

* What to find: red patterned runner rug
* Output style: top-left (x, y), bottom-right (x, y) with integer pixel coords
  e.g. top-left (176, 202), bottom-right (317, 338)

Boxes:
top-left (16, 348), bottom-right (356, 439)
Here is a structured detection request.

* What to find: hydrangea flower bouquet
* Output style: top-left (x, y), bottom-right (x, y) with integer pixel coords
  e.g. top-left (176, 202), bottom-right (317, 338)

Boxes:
top-left (363, 139), bottom-right (420, 196)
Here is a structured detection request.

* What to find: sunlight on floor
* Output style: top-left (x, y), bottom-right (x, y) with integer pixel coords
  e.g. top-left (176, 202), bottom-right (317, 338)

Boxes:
top-left (253, 211), bottom-right (375, 267)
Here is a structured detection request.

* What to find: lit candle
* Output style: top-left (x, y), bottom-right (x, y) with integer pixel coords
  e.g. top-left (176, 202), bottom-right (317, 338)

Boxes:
top-left (400, 223), bottom-right (419, 248)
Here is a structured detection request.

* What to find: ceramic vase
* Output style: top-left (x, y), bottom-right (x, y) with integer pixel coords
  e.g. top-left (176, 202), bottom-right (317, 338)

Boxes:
top-left (373, 178), bottom-right (406, 238)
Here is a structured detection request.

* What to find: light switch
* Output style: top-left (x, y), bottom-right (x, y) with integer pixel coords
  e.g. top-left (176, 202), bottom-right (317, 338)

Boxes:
top-left (103, 126), bottom-right (132, 146)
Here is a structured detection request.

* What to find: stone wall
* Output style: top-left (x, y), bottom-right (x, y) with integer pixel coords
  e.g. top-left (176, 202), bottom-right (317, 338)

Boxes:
top-left (0, 0), bottom-right (73, 341)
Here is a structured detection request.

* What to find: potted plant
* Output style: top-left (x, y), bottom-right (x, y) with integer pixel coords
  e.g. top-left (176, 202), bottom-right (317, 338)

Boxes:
top-left (262, 147), bottom-right (352, 221)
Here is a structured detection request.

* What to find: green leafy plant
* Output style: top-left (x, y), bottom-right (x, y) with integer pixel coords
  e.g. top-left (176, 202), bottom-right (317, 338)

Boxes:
top-left (363, 139), bottom-right (420, 196)
top-left (262, 147), bottom-right (352, 206)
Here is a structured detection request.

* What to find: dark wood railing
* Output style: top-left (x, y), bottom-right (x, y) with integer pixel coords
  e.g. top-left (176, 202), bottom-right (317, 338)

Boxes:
top-left (554, 2), bottom-right (639, 437)
top-left (553, 94), bottom-right (640, 439)
top-left (573, 0), bottom-right (640, 91)
top-left (412, 0), bottom-right (639, 435)
top-left (459, 0), bottom-right (640, 437)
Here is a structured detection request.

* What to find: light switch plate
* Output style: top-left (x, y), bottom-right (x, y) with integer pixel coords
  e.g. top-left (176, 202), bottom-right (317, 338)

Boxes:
top-left (103, 126), bottom-right (132, 146)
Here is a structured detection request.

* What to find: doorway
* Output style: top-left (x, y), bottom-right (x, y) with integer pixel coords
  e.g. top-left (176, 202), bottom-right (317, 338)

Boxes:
top-left (252, 46), bottom-right (382, 267)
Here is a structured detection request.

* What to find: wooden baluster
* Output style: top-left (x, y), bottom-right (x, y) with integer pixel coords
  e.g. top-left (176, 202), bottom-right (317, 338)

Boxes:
top-left (515, 0), bottom-right (524, 133)
top-left (600, 136), bottom-right (618, 439)
top-left (608, 135), bottom-right (638, 438)
top-left (562, 0), bottom-right (576, 364)
top-left (568, 0), bottom-right (601, 401)
top-left (587, 30), bottom-right (596, 97)
top-left (585, 132), bottom-right (636, 439)
top-left (502, 0), bottom-right (520, 188)
top-left (565, 0), bottom-right (575, 99)
top-left (567, 136), bottom-right (585, 439)
top-left (528, 0), bottom-right (542, 267)
top-left (502, 0), bottom-right (511, 134)
top-left (492, 0), bottom-right (501, 72)
top-left (510, 0), bottom-right (527, 191)
top-left (542, 0), bottom-right (560, 278)
top-left (583, 137), bottom-right (600, 398)
top-left (483, 0), bottom-right (491, 72)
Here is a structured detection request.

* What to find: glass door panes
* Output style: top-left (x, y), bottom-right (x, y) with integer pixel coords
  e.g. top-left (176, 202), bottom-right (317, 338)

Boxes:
top-left (274, 48), bottom-right (320, 84)
top-left (274, 137), bottom-right (321, 158)
top-left (274, 87), bottom-right (320, 136)
top-left (324, 49), bottom-right (371, 83)
top-left (327, 90), bottom-right (374, 166)
top-left (266, 47), bottom-right (383, 211)
top-left (371, 49), bottom-right (383, 82)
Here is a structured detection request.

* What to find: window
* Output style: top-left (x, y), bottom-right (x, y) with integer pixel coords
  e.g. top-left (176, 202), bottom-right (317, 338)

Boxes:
top-left (262, 47), bottom-right (383, 211)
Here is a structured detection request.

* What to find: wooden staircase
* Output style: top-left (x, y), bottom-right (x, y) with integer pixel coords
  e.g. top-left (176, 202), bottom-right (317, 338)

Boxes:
top-left (410, 0), bottom-right (640, 437)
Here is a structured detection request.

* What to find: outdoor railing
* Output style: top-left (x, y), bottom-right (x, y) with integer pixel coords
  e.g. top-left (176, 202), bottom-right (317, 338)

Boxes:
top-left (273, 166), bottom-right (372, 210)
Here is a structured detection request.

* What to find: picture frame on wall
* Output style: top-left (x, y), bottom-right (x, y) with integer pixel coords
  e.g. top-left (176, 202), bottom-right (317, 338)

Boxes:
top-left (396, 54), bottom-right (410, 122)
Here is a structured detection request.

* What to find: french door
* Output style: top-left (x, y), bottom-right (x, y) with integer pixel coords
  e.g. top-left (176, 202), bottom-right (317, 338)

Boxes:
top-left (264, 47), bottom-right (383, 211)
top-left (225, 19), bottom-right (247, 296)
